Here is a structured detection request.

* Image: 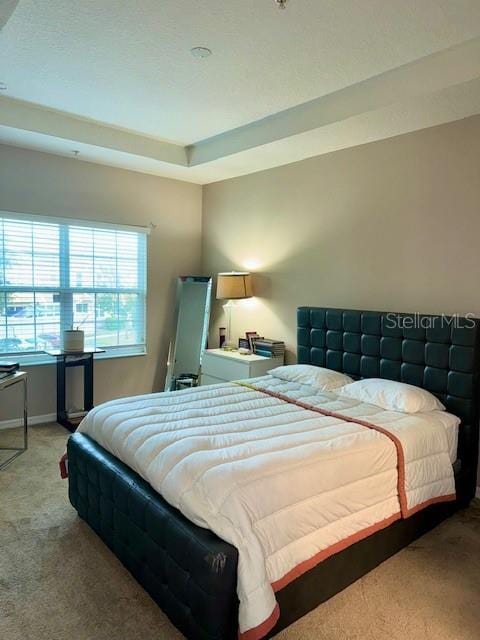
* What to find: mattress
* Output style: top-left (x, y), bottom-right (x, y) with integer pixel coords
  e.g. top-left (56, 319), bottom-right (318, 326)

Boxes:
top-left (77, 376), bottom-right (456, 640)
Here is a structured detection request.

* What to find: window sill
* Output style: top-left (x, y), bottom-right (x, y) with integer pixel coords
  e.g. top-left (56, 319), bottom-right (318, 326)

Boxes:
top-left (1, 349), bottom-right (147, 367)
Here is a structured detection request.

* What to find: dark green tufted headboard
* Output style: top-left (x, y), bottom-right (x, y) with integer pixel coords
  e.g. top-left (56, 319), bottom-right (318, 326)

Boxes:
top-left (297, 307), bottom-right (480, 503)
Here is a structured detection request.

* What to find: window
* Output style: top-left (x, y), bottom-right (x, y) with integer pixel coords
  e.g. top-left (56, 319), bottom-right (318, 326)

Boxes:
top-left (0, 213), bottom-right (148, 362)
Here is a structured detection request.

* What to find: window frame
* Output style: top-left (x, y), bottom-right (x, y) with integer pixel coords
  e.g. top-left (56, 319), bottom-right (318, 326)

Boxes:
top-left (0, 211), bottom-right (149, 365)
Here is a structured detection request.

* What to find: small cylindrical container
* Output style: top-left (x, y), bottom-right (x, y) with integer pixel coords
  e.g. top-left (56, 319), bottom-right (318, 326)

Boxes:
top-left (63, 329), bottom-right (85, 353)
top-left (219, 327), bottom-right (226, 348)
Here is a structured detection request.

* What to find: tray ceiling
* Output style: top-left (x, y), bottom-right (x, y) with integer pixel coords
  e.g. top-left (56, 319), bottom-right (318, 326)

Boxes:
top-left (1, 1), bottom-right (480, 183)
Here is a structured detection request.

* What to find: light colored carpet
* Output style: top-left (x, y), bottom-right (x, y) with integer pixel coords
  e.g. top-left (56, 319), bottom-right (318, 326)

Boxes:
top-left (1, 424), bottom-right (479, 640)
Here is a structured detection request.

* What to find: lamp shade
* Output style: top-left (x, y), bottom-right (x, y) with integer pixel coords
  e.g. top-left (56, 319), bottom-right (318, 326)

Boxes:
top-left (216, 272), bottom-right (253, 300)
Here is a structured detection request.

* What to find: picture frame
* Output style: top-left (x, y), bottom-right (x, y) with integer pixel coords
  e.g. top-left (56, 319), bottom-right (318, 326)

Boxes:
top-left (246, 331), bottom-right (263, 351)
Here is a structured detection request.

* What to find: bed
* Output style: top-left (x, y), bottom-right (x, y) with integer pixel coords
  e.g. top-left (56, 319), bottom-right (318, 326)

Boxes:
top-left (67, 307), bottom-right (480, 640)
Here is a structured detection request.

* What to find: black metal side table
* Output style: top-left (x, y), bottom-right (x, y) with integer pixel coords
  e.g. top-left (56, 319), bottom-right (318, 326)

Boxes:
top-left (47, 349), bottom-right (105, 432)
top-left (0, 371), bottom-right (28, 471)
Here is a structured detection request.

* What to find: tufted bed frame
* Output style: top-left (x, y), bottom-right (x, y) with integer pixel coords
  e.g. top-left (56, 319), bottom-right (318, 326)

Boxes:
top-left (67, 307), bottom-right (480, 640)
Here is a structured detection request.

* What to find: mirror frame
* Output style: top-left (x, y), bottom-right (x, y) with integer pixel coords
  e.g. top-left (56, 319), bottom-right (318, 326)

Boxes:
top-left (164, 276), bottom-right (212, 391)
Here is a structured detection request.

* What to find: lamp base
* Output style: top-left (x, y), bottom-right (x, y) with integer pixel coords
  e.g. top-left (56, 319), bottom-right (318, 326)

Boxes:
top-left (222, 300), bottom-right (236, 346)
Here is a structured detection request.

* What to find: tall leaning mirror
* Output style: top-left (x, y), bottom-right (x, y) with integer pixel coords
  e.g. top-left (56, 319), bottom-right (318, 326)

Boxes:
top-left (164, 276), bottom-right (212, 391)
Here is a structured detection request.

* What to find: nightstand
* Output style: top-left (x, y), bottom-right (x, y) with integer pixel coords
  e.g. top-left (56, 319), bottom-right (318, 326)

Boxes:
top-left (200, 349), bottom-right (284, 385)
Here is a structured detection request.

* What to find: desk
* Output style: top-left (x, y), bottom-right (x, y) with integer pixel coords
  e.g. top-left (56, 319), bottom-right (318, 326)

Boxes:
top-left (46, 349), bottom-right (104, 432)
top-left (0, 371), bottom-right (28, 471)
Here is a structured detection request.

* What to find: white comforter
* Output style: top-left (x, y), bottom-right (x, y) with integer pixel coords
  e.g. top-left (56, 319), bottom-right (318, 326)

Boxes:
top-left (77, 376), bottom-right (456, 639)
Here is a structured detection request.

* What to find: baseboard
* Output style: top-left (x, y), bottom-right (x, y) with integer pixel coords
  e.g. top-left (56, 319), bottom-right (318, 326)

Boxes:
top-left (0, 413), bottom-right (56, 430)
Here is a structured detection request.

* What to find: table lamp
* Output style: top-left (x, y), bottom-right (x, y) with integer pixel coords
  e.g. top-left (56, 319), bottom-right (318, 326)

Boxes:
top-left (216, 272), bottom-right (253, 346)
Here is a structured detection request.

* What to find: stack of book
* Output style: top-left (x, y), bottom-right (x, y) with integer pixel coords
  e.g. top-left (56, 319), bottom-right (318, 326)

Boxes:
top-left (253, 339), bottom-right (285, 358)
top-left (0, 360), bottom-right (20, 380)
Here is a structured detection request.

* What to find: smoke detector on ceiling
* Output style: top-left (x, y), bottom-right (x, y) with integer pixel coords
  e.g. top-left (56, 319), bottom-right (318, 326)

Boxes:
top-left (191, 46), bottom-right (212, 58)
top-left (274, 0), bottom-right (289, 8)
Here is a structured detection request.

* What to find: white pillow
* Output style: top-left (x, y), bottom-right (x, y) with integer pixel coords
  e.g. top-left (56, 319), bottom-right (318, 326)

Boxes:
top-left (268, 365), bottom-right (353, 391)
top-left (337, 378), bottom-right (445, 413)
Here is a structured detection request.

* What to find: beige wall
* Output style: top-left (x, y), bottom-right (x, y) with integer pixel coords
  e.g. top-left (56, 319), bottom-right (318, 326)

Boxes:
top-left (202, 115), bottom-right (480, 361)
top-left (203, 115), bottom-right (480, 486)
top-left (0, 145), bottom-right (202, 420)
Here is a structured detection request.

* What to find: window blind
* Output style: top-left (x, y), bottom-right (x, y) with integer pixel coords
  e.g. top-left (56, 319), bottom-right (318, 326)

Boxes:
top-left (0, 212), bottom-right (148, 361)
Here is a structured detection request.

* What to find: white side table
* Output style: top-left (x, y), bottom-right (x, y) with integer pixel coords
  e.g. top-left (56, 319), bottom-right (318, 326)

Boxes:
top-left (200, 349), bottom-right (284, 385)
top-left (0, 371), bottom-right (28, 471)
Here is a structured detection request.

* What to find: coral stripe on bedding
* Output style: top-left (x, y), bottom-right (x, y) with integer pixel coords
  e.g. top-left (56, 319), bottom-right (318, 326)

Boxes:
top-left (238, 603), bottom-right (280, 640)
top-left (237, 382), bottom-right (455, 518)
top-left (271, 511), bottom-right (401, 592)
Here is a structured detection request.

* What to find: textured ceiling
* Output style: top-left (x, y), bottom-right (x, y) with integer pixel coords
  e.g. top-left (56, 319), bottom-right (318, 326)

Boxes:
top-left (2, 0), bottom-right (480, 142)
top-left (1, 1), bottom-right (480, 183)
